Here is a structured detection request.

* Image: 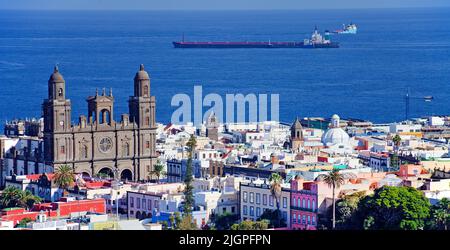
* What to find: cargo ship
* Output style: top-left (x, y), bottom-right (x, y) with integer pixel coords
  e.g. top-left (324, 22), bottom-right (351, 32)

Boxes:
top-left (173, 28), bottom-right (339, 49)
top-left (333, 23), bottom-right (357, 34)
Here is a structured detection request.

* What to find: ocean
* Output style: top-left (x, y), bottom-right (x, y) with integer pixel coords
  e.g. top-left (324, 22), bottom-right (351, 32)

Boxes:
top-left (0, 8), bottom-right (449, 125)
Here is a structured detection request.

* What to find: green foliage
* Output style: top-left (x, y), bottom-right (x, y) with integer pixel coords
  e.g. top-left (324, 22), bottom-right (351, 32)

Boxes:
top-left (178, 214), bottom-right (198, 230)
top-left (356, 186), bottom-right (431, 230)
top-left (54, 164), bottom-right (75, 190)
top-left (269, 173), bottom-right (283, 226)
top-left (183, 135), bottom-right (197, 216)
top-left (231, 220), bottom-right (269, 230)
top-left (335, 191), bottom-right (366, 229)
top-left (150, 160), bottom-right (166, 183)
top-left (318, 169), bottom-right (345, 229)
top-left (0, 186), bottom-right (41, 210)
top-left (16, 217), bottom-right (33, 228)
top-left (214, 212), bottom-right (239, 230)
top-left (259, 209), bottom-right (286, 228)
top-left (427, 198), bottom-right (449, 230)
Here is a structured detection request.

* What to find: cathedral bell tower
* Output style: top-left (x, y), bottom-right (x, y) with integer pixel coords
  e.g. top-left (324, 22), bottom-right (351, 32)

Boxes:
top-left (128, 64), bottom-right (156, 180)
top-left (290, 117), bottom-right (304, 152)
top-left (129, 64), bottom-right (155, 128)
top-left (43, 66), bottom-right (72, 163)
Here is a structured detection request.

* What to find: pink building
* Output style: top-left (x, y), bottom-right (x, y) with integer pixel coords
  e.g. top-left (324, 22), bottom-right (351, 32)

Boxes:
top-left (290, 178), bottom-right (317, 230)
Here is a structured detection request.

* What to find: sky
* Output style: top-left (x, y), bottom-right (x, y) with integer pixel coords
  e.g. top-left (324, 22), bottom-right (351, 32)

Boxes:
top-left (0, 0), bottom-right (449, 10)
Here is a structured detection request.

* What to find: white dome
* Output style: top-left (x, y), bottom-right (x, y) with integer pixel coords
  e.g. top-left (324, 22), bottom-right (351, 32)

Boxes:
top-left (321, 127), bottom-right (350, 146)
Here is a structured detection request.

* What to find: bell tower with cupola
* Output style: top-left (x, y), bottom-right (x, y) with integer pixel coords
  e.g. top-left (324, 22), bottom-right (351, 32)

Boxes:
top-left (128, 64), bottom-right (157, 180)
top-left (43, 66), bottom-right (73, 163)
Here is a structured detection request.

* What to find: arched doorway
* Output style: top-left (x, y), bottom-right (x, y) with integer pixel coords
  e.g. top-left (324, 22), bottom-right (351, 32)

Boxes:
top-left (81, 172), bottom-right (91, 178)
top-left (141, 212), bottom-right (147, 220)
top-left (98, 167), bottom-right (114, 179)
top-left (135, 211), bottom-right (141, 220)
top-left (120, 169), bottom-right (133, 181)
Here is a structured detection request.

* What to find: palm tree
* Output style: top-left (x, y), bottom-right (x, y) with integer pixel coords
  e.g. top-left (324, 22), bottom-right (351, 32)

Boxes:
top-left (0, 187), bottom-right (41, 210)
top-left (318, 169), bottom-right (345, 230)
top-left (269, 173), bottom-right (283, 227)
top-left (54, 164), bottom-right (75, 197)
top-left (149, 160), bottom-right (166, 183)
top-left (0, 186), bottom-right (22, 208)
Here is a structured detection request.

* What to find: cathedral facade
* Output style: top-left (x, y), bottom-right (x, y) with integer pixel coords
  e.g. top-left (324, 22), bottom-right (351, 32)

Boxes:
top-left (42, 64), bottom-right (157, 181)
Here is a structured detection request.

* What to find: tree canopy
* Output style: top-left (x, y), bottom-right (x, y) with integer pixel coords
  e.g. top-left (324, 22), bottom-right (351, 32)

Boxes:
top-left (356, 186), bottom-right (430, 230)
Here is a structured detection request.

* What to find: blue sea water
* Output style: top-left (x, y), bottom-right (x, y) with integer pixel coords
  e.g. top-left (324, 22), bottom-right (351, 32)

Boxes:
top-left (0, 8), bottom-right (449, 125)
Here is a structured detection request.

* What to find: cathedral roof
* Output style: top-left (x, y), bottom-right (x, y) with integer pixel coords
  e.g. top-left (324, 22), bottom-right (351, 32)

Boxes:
top-left (49, 65), bottom-right (64, 82)
top-left (134, 64), bottom-right (149, 80)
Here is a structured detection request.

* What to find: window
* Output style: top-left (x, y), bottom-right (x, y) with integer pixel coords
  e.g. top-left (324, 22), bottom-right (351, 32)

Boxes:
top-left (243, 205), bottom-right (248, 215)
top-left (303, 199), bottom-right (306, 208)
top-left (307, 199), bottom-right (311, 209)
top-left (60, 145), bottom-right (65, 154)
top-left (243, 191), bottom-right (248, 203)
top-left (249, 206), bottom-right (254, 216)
top-left (307, 215), bottom-right (311, 225)
top-left (293, 213), bottom-right (297, 223)
top-left (283, 197), bottom-right (287, 208)
top-left (148, 200), bottom-right (152, 210)
top-left (58, 88), bottom-right (63, 97)
top-left (292, 197), bottom-right (296, 206)
top-left (256, 193), bottom-right (261, 205)
top-left (262, 194), bottom-right (267, 205)
top-left (142, 199), bottom-right (146, 210)
top-left (130, 197), bottom-right (134, 208)
top-left (143, 85), bottom-right (149, 97)
top-left (269, 196), bottom-right (274, 207)
top-left (312, 216), bottom-right (316, 225)
top-left (256, 207), bottom-right (261, 217)
top-left (145, 141), bottom-right (150, 149)
top-left (302, 215), bottom-right (306, 224)
top-left (282, 211), bottom-right (287, 221)
top-left (312, 200), bottom-right (315, 211)
top-left (231, 206), bottom-right (235, 213)
top-left (137, 198), bottom-right (141, 209)
top-left (249, 192), bottom-right (254, 203)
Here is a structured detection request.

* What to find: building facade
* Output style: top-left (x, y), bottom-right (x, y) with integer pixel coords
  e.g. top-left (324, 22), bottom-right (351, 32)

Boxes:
top-left (239, 181), bottom-right (290, 227)
top-left (42, 64), bottom-right (157, 181)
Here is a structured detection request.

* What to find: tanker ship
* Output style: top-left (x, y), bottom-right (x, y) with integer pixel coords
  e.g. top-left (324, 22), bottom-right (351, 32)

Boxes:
top-left (173, 28), bottom-right (339, 49)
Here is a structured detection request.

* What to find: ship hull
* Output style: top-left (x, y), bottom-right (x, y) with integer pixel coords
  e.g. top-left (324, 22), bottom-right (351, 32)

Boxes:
top-left (173, 41), bottom-right (339, 49)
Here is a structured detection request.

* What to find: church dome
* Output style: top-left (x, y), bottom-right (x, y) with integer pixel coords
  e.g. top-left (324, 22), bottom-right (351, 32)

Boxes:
top-left (49, 66), bottom-right (64, 82)
top-left (134, 64), bottom-right (149, 80)
top-left (321, 114), bottom-right (349, 146)
top-left (321, 127), bottom-right (350, 146)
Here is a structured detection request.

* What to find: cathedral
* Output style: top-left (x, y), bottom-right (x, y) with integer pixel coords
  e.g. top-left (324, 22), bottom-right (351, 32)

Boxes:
top-left (42, 64), bottom-right (157, 181)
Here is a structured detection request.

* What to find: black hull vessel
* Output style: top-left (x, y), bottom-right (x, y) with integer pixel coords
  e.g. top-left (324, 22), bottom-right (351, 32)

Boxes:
top-left (173, 41), bottom-right (339, 49)
top-left (173, 28), bottom-right (339, 49)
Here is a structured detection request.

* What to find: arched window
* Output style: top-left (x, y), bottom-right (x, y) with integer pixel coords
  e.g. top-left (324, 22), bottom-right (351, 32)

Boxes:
top-left (307, 199), bottom-right (311, 209)
top-left (302, 199), bottom-right (306, 208)
top-left (143, 85), bottom-right (149, 97)
top-left (58, 88), bottom-right (63, 97)
top-left (100, 109), bottom-right (111, 125)
top-left (312, 200), bottom-right (316, 211)
top-left (297, 198), bottom-right (301, 207)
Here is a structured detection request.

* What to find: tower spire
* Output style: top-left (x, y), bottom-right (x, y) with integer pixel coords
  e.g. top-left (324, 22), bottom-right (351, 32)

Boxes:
top-left (110, 88), bottom-right (113, 97)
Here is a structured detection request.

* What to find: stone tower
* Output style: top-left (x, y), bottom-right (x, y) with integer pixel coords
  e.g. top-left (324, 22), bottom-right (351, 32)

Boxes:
top-left (43, 66), bottom-right (73, 163)
top-left (290, 117), bottom-right (303, 152)
top-left (206, 112), bottom-right (219, 141)
top-left (128, 64), bottom-right (157, 180)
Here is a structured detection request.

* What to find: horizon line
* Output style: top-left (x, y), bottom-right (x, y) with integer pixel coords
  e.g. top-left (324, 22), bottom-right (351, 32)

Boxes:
top-left (0, 5), bottom-right (449, 11)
